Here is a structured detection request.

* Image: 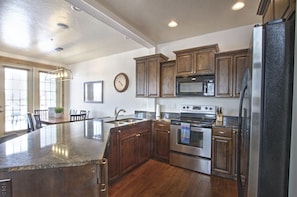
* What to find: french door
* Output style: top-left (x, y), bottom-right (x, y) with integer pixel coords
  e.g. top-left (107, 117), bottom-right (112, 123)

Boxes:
top-left (0, 64), bottom-right (62, 135)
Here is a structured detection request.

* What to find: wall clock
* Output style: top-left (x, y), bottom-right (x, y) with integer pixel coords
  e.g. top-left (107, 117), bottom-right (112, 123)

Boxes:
top-left (114, 73), bottom-right (129, 92)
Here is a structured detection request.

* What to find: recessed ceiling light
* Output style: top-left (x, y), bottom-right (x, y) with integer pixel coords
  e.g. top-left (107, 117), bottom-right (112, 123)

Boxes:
top-left (232, 2), bottom-right (245, 11)
top-left (168, 20), bottom-right (178, 28)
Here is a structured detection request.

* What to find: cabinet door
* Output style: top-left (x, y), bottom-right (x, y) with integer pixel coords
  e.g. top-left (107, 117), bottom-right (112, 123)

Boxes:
top-left (120, 129), bottom-right (138, 175)
top-left (195, 48), bottom-right (216, 75)
top-left (212, 136), bottom-right (232, 176)
top-left (263, 0), bottom-right (275, 23)
top-left (147, 58), bottom-right (160, 97)
top-left (233, 52), bottom-right (248, 97)
top-left (107, 130), bottom-right (120, 183)
top-left (138, 129), bottom-right (151, 164)
top-left (215, 55), bottom-right (233, 97)
top-left (154, 122), bottom-right (170, 162)
top-left (136, 60), bottom-right (147, 97)
top-left (160, 61), bottom-right (176, 97)
top-left (176, 52), bottom-right (193, 76)
top-left (275, 0), bottom-right (291, 19)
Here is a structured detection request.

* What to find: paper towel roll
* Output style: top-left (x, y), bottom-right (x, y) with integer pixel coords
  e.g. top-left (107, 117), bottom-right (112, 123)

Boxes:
top-left (156, 104), bottom-right (161, 118)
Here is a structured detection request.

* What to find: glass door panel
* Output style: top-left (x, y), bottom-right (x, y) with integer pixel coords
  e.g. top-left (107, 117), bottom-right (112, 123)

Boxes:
top-left (4, 67), bottom-right (28, 132)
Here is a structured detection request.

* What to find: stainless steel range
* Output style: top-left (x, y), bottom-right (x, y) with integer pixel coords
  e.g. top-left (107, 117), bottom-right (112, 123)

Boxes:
top-left (170, 105), bottom-right (216, 174)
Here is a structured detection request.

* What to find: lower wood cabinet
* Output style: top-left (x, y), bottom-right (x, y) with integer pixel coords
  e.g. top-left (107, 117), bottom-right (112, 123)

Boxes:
top-left (153, 120), bottom-right (170, 162)
top-left (0, 163), bottom-right (108, 197)
top-left (212, 126), bottom-right (245, 180)
top-left (212, 127), bottom-right (233, 178)
top-left (107, 121), bottom-right (151, 184)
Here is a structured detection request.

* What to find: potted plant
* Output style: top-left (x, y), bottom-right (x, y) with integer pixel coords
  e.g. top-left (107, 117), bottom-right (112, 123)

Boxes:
top-left (54, 107), bottom-right (64, 118)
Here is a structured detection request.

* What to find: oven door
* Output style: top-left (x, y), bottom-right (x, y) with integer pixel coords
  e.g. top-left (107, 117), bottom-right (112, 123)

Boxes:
top-left (170, 124), bottom-right (211, 158)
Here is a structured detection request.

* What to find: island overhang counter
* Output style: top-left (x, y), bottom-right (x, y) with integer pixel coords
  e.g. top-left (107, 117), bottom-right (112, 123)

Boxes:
top-left (0, 119), bottom-right (116, 197)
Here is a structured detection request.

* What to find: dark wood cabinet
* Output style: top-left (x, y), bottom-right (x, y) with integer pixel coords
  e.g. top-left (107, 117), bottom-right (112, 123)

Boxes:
top-left (212, 127), bottom-right (233, 178)
top-left (160, 60), bottom-right (176, 97)
top-left (174, 44), bottom-right (219, 76)
top-left (258, 0), bottom-right (295, 23)
top-left (212, 127), bottom-right (243, 180)
top-left (107, 121), bottom-right (151, 184)
top-left (120, 126), bottom-right (139, 175)
top-left (135, 54), bottom-right (168, 97)
top-left (0, 163), bottom-right (108, 197)
top-left (107, 129), bottom-right (120, 183)
top-left (215, 49), bottom-right (248, 98)
top-left (153, 120), bottom-right (170, 162)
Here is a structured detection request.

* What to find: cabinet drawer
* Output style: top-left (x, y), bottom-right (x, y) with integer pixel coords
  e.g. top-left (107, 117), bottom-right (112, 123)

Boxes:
top-left (154, 121), bottom-right (170, 130)
top-left (213, 127), bottom-right (232, 138)
top-left (119, 127), bottom-right (137, 138)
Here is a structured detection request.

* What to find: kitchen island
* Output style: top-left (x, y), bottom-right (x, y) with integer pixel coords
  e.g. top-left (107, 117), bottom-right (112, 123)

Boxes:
top-left (0, 119), bottom-right (115, 197)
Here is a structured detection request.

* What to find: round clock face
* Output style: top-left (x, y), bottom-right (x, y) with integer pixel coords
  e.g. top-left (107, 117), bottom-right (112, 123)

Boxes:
top-left (114, 73), bottom-right (129, 92)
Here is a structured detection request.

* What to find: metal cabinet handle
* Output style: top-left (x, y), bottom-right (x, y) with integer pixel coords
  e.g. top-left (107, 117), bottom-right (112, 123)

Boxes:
top-left (219, 131), bottom-right (225, 134)
top-left (100, 183), bottom-right (106, 192)
top-left (118, 130), bottom-right (121, 133)
top-left (136, 134), bottom-right (140, 137)
top-left (167, 131), bottom-right (170, 134)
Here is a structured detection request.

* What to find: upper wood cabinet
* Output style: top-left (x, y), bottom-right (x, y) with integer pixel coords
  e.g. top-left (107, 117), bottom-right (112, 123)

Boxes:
top-left (258, 0), bottom-right (295, 23)
top-left (215, 49), bottom-right (248, 98)
top-left (174, 44), bottom-right (219, 76)
top-left (160, 60), bottom-right (176, 97)
top-left (135, 54), bottom-right (168, 97)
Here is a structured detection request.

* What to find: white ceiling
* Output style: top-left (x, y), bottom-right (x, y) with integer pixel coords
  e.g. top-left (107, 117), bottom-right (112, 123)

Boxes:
top-left (0, 0), bottom-right (261, 65)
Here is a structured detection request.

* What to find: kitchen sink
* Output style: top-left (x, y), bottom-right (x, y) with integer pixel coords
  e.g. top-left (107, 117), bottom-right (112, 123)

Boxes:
top-left (105, 118), bottom-right (142, 125)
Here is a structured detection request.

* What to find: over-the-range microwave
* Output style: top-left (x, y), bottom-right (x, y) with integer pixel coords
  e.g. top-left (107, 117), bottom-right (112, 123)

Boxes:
top-left (176, 75), bottom-right (215, 96)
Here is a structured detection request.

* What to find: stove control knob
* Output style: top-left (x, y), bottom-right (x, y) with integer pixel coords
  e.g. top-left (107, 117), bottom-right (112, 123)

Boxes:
top-left (209, 107), bottom-right (212, 110)
top-left (205, 106), bottom-right (208, 110)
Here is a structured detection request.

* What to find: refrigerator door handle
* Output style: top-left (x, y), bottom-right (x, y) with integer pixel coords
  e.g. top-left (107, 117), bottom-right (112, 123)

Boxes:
top-left (237, 83), bottom-right (247, 197)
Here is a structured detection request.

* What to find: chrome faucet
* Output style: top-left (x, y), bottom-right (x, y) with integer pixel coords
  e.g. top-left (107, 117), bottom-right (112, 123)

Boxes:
top-left (114, 107), bottom-right (126, 121)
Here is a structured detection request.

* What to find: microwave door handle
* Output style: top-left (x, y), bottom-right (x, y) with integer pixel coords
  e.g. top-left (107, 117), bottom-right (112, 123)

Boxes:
top-left (203, 82), bottom-right (207, 94)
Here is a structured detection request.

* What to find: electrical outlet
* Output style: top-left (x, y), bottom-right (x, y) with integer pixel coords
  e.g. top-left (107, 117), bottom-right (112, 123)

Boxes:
top-left (0, 179), bottom-right (12, 197)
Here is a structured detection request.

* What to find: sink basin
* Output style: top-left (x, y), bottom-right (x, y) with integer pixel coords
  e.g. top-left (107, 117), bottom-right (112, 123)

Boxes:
top-left (105, 118), bottom-right (142, 125)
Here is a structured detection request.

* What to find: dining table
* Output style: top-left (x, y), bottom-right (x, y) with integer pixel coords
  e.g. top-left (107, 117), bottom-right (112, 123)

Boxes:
top-left (40, 115), bottom-right (90, 125)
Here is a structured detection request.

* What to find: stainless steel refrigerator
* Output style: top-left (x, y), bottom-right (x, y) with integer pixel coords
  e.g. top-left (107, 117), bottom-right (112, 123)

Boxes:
top-left (237, 15), bottom-right (295, 197)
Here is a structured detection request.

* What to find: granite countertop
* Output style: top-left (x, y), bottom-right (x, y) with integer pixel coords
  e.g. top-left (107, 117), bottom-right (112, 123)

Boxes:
top-left (0, 119), bottom-right (117, 172)
top-left (213, 116), bottom-right (239, 129)
top-left (0, 115), bottom-right (152, 172)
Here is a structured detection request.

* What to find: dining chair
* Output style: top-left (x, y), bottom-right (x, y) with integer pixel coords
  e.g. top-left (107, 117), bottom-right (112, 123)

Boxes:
top-left (34, 109), bottom-right (48, 119)
top-left (70, 114), bottom-right (87, 122)
top-left (80, 110), bottom-right (89, 118)
top-left (27, 113), bottom-right (35, 132)
top-left (34, 114), bottom-right (43, 129)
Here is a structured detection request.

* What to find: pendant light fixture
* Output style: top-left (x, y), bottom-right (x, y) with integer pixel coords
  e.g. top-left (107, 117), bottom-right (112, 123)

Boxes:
top-left (47, 47), bottom-right (73, 82)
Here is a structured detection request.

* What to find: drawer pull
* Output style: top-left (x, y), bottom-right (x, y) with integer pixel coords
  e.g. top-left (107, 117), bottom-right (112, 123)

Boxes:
top-left (136, 134), bottom-right (141, 137)
top-left (219, 131), bottom-right (225, 134)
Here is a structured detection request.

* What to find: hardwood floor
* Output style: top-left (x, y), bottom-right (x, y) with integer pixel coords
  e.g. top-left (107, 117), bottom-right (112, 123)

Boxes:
top-left (109, 159), bottom-right (238, 197)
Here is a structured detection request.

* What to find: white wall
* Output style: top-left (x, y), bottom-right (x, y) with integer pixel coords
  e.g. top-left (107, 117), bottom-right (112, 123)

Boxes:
top-left (67, 25), bottom-right (254, 118)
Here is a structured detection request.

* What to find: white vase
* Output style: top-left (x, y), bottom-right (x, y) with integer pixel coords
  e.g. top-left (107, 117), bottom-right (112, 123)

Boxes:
top-left (55, 113), bottom-right (63, 118)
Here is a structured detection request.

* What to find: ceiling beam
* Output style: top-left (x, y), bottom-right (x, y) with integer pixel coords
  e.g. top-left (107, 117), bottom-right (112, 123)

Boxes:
top-left (65, 0), bottom-right (156, 48)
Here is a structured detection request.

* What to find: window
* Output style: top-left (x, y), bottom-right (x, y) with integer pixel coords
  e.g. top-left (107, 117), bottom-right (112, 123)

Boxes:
top-left (4, 67), bottom-right (28, 131)
top-left (39, 72), bottom-right (56, 109)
